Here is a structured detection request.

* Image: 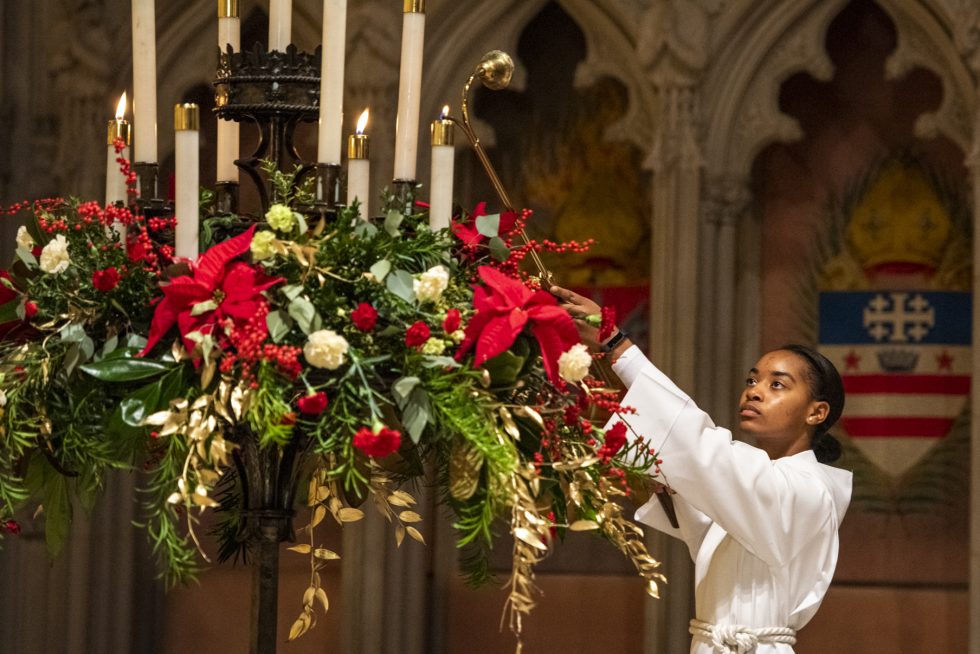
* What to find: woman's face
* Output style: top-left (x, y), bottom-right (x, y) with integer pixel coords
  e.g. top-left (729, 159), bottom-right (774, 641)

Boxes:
top-left (738, 350), bottom-right (829, 454)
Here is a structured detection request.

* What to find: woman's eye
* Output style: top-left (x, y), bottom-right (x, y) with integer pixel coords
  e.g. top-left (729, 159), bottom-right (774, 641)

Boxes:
top-left (771, 380), bottom-right (783, 389)
top-left (745, 377), bottom-right (756, 386)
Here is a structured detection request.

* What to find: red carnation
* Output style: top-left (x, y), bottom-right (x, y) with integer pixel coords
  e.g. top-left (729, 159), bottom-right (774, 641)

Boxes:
top-left (599, 421), bottom-right (628, 460)
top-left (351, 302), bottom-right (378, 331)
top-left (92, 267), bottom-right (121, 292)
top-left (405, 321), bottom-right (430, 348)
top-left (3, 520), bottom-right (21, 535)
top-left (23, 302), bottom-right (37, 319)
top-left (353, 425), bottom-right (402, 458)
top-left (442, 308), bottom-right (461, 333)
top-left (297, 391), bottom-right (328, 415)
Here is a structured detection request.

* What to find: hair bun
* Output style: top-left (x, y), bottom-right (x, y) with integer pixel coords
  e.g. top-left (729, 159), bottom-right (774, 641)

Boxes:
top-left (812, 430), bottom-right (842, 464)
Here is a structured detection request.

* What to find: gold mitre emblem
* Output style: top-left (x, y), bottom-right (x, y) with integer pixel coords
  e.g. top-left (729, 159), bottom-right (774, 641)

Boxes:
top-left (846, 160), bottom-right (952, 274)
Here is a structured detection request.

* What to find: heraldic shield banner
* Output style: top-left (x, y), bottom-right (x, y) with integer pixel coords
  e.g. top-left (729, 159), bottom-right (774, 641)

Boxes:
top-left (819, 290), bottom-right (971, 476)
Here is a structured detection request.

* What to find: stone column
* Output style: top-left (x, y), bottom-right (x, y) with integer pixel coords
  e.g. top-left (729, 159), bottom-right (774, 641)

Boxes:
top-left (636, 1), bottom-right (717, 651)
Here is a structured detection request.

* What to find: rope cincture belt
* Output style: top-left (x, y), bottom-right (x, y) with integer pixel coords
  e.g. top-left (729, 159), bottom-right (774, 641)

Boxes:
top-left (689, 618), bottom-right (797, 653)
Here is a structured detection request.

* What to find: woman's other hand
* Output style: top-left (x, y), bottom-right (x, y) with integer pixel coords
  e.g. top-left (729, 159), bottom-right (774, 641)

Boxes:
top-left (550, 285), bottom-right (603, 348)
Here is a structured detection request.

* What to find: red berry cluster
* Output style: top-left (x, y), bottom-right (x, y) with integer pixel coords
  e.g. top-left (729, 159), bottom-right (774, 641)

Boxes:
top-left (113, 138), bottom-right (139, 199)
top-left (221, 302), bottom-right (302, 383)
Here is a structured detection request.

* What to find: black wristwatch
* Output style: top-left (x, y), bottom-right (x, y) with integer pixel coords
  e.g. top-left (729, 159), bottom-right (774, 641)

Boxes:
top-left (600, 329), bottom-right (628, 353)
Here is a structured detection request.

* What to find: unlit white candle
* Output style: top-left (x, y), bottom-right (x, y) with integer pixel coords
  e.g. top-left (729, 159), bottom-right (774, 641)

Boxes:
top-left (268, 0), bottom-right (292, 51)
top-left (317, 0), bottom-right (347, 165)
top-left (175, 104), bottom-right (200, 259)
top-left (131, 0), bottom-right (158, 163)
top-left (393, 10), bottom-right (425, 181)
top-left (216, 8), bottom-right (241, 182)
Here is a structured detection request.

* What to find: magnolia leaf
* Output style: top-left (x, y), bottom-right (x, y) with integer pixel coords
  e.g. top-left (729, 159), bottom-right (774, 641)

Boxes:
top-left (513, 527), bottom-right (548, 551)
top-left (385, 269), bottom-right (415, 303)
top-left (266, 310), bottom-right (293, 343)
top-left (337, 507), bottom-right (364, 522)
top-left (143, 410), bottom-right (173, 426)
top-left (303, 587), bottom-right (315, 608)
top-left (475, 212), bottom-right (501, 238)
top-left (489, 236), bottom-right (510, 262)
top-left (190, 299), bottom-right (218, 316)
top-left (313, 548), bottom-right (340, 560)
top-left (406, 526), bottom-right (426, 545)
top-left (315, 588), bottom-right (329, 613)
top-left (569, 520), bottom-right (600, 531)
top-left (81, 356), bottom-right (172, 382)
top-left (288, 544), bottom-right (313, 554)
top-left (390, 490), bottom-right (416, 506)
top-left (384, 209), bottom-right (404, 236)
top-left (387, 493), bottom-right (412, 508)
top-left (369, 259), bottom-right (392, 282)
top-left (399, 511), bottom-right (422, 523)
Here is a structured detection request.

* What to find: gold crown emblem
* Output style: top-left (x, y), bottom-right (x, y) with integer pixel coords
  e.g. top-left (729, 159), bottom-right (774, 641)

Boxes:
top-left (846, 160), bottom-right (952, 272)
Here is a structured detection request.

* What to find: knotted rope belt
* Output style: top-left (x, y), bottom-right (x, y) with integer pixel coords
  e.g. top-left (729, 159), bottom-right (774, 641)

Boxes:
top-left (689, 618), bottom-right (797, 653)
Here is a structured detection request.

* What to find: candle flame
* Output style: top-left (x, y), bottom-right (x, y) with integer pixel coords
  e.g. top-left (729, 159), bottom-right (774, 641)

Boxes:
top-left (356, 109), bottom-right (369, 134)
top-left (441, 105), bottom-right (450, 119)
top-left (115, 93), bottom-right (127, 120)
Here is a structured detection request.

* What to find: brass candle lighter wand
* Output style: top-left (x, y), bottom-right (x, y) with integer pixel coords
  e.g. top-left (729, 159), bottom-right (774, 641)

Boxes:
top-left (447, 50), bottom-right (552, 287)
top-left (450, 52), bottom-right (678, 528)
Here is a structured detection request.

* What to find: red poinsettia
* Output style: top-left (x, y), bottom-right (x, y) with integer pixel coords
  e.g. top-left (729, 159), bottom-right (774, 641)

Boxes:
top-left (140, 225), bottom-right (283, 357)
top-left (353, 425), bottom-right (402, 458)
top-left (452, 201), bottom-right (519, 247)
top-left (457, 266), bottom-right (580, 385)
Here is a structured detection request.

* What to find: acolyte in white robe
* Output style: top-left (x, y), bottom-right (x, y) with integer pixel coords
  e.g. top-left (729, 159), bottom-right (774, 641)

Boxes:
top-left (610, 346), bottom-right (853, 653)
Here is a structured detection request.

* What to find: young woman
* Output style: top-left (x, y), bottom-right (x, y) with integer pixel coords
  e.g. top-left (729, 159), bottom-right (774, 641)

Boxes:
top-left (551, 286), bottom-right (852, 654)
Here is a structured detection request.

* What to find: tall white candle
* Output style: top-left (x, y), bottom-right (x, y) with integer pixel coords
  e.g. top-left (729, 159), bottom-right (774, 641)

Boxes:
top-left (106, 93), bottom-right (131, 208)
top-left (429, 106), bottom-right (454, 231)
top-left (131, 0), bottom-right (158, 163)
top-left (347, 109), bottom-right (370, 220)
top-left (393, 0), bottom-right (425, 181)
top-left (174, 104), bottom-right (200, 259)
top-left (217, 0), bottom-right (241, 182)
top-left (317, 0), bottom-right (348, 165)
top-left (268, 0), bottom-right (292, 51)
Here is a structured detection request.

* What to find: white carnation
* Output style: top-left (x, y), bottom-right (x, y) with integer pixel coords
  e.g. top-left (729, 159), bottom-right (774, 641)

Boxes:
top-left (39, 234), bottom-right (70, 274)
top-left (0, 389), bottom-right (6, 407)
top-left (303, 329), bottom-right (349, 370)
top-left (413, 265), bottom-right (449, 303)
top-left (16, 226), bottom-right (33, 250)
top-left (558, 343), bottom-right (592, 383)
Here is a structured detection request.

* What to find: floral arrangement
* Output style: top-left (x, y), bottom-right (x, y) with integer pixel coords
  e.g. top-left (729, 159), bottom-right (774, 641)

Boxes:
top-left (0, 161), bottom-right (665, 643)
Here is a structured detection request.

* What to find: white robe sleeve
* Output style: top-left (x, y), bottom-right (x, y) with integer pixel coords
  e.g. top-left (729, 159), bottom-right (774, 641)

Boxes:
top-left (612, 349), bottom-right (837, 568)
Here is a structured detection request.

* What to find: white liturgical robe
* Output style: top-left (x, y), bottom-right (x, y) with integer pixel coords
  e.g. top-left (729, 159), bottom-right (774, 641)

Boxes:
top-left (611, 346), bottom-right (852, 653)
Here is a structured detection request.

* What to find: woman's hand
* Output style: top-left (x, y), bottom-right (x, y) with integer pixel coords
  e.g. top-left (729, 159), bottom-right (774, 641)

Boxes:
top-left (550, 285), bottom-right (603, 348)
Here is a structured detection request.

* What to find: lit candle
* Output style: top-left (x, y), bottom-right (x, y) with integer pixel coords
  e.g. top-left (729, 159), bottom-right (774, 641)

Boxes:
top-left (106, 93), bottom-right (131, 208)
top-left (429, 105), bottom-right (454, 231)
top-left (393, 0), bottom-right (425, 181)
top-left (131, 0), bottom-right (158, 163)
top-left (174, 104), bottom-right (200, 259)
top-left (317, 0), bottom-right (347, 165)
top-left (217, 0), bottom-right (240, 183)
top-left (347, 109), bottom-right (370, 220)
top-left (268, 0), bottom-right (292, 51)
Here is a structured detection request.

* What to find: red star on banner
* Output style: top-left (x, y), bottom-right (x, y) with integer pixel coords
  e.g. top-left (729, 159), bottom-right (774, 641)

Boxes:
top-left (844, 350), bottom-right (861, 371)
top-left (937, 350), bottom-right (954, 371)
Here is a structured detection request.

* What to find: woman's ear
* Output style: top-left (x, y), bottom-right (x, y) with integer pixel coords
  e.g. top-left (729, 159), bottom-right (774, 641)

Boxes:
top-left (807, 400), bottom-right (830, 426)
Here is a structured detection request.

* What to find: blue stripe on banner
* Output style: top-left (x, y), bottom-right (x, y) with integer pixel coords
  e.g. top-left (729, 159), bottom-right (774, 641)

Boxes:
top-left (819, 291), bottom-right (972, 345)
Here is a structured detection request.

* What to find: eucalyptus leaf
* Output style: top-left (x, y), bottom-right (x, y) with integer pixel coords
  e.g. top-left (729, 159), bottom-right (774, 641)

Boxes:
top-left (280, 284), bottom-right (304, 301)
top-left (489, 236), bottom-right (510, 262)
top-left (266, 310), bottom-right (293, 343)
top-left (476, 213), bottom-right (501, 238)
top-left (295, 212), bottom-right (309, 236)
top-left (101, 334), bottom-right (120, 358)
top-left (402, 387), bottom-right (431, 444)
top-left (392, 376), bottom-right (421, 406)
top-left (385, 270), bottom-right (415, 303)
top-left (421, 355), bottom-right (461, 369)
top-left (384, 210), bottom-right (405, 236)
top-left (288, 296), bottom-right (320, 334)
top-left (190, 299), bottom-right (218, 316)
top-left (370, 259), bottom-right (392, 283)
top-left (354, 221), bottom-right (378, 239)
top-left (15, 247), bottom-right (37, 268)
top-left (125, 334), bottom-right (148, 350)
top-left (59, 323), bottom-right (87, 344)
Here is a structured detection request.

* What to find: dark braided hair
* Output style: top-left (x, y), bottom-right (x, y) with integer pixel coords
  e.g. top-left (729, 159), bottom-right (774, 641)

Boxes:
top-left (778, 344), bottom-right (845, 464)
